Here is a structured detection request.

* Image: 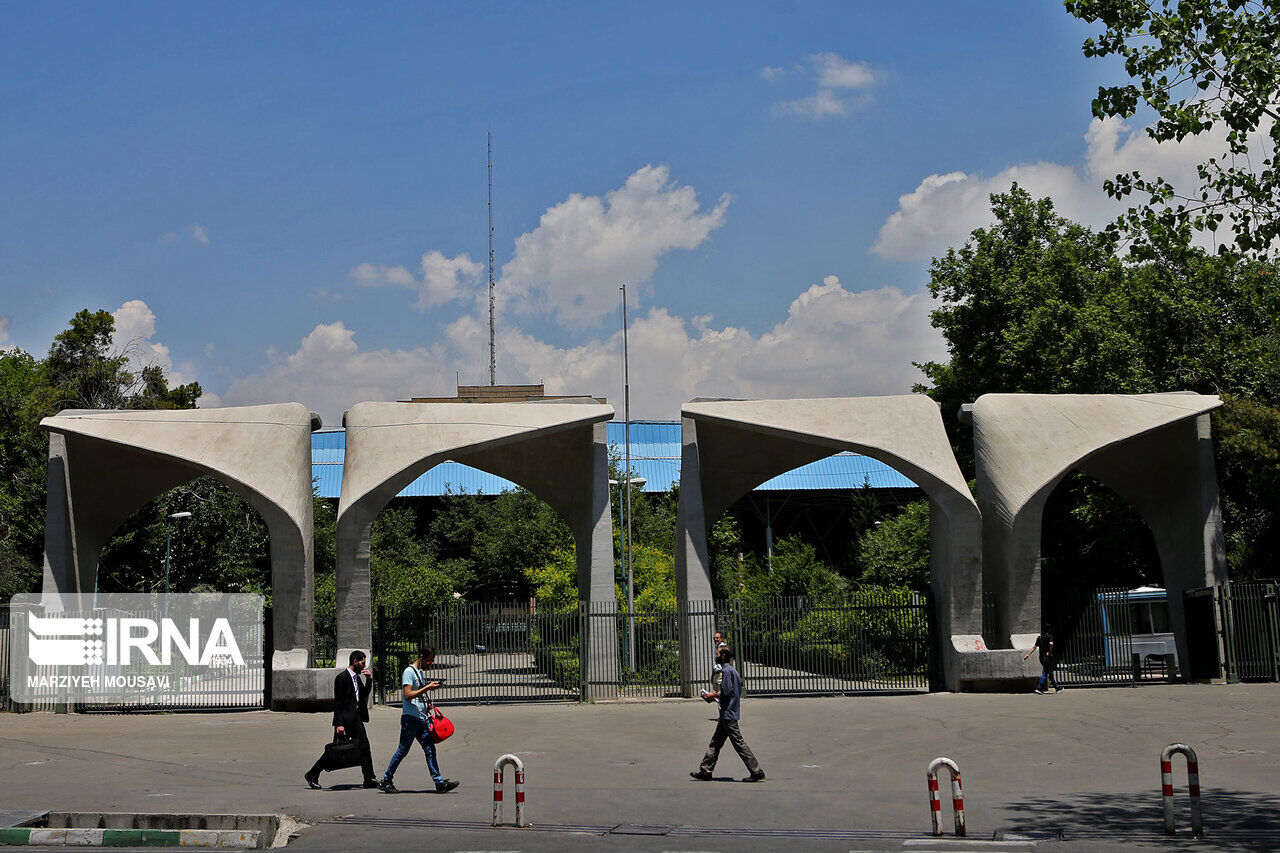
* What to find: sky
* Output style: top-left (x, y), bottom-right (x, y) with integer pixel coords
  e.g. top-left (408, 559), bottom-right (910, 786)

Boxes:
top-left (0, 2), bottom-right (1229, 425)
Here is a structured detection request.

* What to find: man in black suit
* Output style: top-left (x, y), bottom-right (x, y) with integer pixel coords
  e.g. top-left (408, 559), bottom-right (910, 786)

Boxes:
top-left (305, 650), bottom-right (378, 789)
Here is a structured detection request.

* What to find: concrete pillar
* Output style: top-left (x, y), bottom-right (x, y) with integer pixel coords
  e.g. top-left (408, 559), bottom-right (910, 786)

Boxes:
top-left (972, 393), bottom-right (1225, 677)
top-left (335, 401), bottom-right (617, 696)
top-left (39, 405), bottom-right (319, 658)
top-left (675, 396), bottom-right (989, 692)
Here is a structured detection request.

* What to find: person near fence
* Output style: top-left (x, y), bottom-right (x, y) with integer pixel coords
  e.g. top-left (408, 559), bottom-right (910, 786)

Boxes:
top-left (1024, 623), bottom-right (1061, 694)
top-left (710, 630), bottom-right (728, 691)
top-left (691, 646), bottom-right (765, 782)
top-left (304, 650), bottom-right (378, 789)
top-left (378, 645), bottom-right (460, 794)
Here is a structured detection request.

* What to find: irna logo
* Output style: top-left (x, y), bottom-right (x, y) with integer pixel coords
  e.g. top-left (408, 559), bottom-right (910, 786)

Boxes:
top-left (27, 613), bottom-right (245, 667)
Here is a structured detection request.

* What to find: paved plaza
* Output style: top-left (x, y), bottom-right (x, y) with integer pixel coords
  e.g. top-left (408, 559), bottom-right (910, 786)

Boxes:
top-left (1, 684), bottom-right (1278, 851)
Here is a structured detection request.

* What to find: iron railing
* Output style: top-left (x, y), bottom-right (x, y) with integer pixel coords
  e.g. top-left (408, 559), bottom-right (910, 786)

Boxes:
top-left (718, 592), bottom-right (933, 694)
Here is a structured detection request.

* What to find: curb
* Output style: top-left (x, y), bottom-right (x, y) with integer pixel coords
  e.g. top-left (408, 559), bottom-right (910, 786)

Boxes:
top-left (0, 828), bottom-right (260, 848)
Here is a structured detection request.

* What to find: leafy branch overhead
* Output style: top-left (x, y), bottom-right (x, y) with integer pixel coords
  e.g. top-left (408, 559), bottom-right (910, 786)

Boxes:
top-left (1066, 0), bottom-right (1280, 254)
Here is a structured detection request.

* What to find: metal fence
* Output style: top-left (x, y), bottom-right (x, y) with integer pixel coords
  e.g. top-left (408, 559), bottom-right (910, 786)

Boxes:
top-left (0, 604), bottom-right (60, 712)
top-left (719, 592), bottom-right (933, 695)
top-left (1042, 585), bottom-right (1176, 686)
top-left (366, 592), bottom-right (934, 704)
top-left (1184, 580), bottom-right (1280, 683)
top-left (373, 602), bottom-right (581, 704)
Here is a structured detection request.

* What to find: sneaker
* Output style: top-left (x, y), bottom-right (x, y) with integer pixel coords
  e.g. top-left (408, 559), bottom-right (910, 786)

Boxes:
top-left (1055, 687), bottom-right (1064, 693)
top-left (1034, 688), bottom-right (1045, 695)
top-left (744, 771), bottom-right (766, 782)
top-left (435, 779), bottom-right (460, 793)
top-left (689, 770), bottom-right (713, 781)
top-left (303, 772), bottom-right (321, 790)
top-left (378, 779), bottom-right (399, 794)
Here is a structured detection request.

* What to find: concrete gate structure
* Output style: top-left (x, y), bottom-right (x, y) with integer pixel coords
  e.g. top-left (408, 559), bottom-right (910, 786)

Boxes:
top-left (966, 392), bottom-right (1226, 673)
top-left (38, 404), bottom-right (320, 663)
top-left (674, 395), bottom-right (1019, 693)
top-left (333, 400), bottom-right (618, 697)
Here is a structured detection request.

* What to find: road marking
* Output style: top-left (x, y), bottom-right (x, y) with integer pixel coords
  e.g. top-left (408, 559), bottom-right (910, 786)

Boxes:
top-left (902, 841), bottom-right (1034, 851)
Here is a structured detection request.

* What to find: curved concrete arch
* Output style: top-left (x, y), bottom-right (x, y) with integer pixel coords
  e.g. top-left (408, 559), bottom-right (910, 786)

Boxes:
top-left (970, 392), bottom-right (1225, 670)
top-left (334, 401), bottom-right (616, 693)
top-left (39, 404), bottom-right (320, 655)
top-left (675, 395), bottom-right (986, 691)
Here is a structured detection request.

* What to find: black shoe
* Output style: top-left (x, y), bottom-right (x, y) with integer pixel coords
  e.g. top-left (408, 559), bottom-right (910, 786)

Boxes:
top-left (689, 770), bottom-right (713, 781)
top-left (744, 771), bottom-right (766, 782)
top-left (362, 779), bottom-right (380, 789)
top-left (435, 779), bottom-right (460, 793)
top-left (303, 772), bottom-right (321, 790)
top-left (378, 779), bottom-right (399, 794)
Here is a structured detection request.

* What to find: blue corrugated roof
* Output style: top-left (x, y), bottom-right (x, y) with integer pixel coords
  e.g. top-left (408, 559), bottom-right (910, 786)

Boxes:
top-left (311, 421), bottom-right (917, 499)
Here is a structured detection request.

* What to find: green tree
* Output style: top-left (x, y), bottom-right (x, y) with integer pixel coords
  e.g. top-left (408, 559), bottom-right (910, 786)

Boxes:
top-left (1066, 0), bottom-right (1280, 254)
top-left (0, 309), bottom-right (205, 599)
top-left (918, 186), bottom-right (1280, 580)
top-left (0, 349), bottom-right (48, 599)
top-left (857, 500), bottom-right (932, 591)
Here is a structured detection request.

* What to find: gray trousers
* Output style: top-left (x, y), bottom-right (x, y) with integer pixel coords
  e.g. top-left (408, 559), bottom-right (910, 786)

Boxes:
top-left (699, 720), bottom-right (761, 775)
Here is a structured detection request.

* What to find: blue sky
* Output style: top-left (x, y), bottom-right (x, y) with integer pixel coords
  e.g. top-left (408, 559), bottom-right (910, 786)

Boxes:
top-left (3, 2), bottom-right (1207, 424)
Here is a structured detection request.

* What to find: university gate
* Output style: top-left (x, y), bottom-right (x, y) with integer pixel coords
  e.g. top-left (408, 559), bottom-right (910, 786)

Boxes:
top-left (362, 591), bottom-right (935, 705)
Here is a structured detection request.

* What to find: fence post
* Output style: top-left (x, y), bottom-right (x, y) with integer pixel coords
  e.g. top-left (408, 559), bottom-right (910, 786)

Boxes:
top-left (374, 605), bottom-right (386, 704)
top-left (492, 753), bottom-right (528, 827)
top-left (1219, 582), bottom-right (1239, 684)
top-left (263, 606), bottom-right (273, 710)
top-left (1265, 582), bottom-right (1280, 683)
top-left (1161, 743), bottom-right (1203, 837)
top-left (926, 757), bottom-right (965, 837)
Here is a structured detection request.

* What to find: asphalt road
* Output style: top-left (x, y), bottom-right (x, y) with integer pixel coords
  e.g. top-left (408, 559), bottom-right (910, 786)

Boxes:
top-left (1, 683), bottom-right (1278, 850)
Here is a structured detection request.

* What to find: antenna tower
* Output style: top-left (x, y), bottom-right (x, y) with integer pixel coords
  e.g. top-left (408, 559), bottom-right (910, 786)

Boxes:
top-left (487, 132), bottom-right (496, 385)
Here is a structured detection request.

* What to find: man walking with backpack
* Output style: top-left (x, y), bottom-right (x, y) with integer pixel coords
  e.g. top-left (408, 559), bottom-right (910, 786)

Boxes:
top-left (691, 646), bottom-right (765, 783)
top-left (1024, 623), bottom-right (1061, 694)
top-left (378, 645), bottom-right (460, 793)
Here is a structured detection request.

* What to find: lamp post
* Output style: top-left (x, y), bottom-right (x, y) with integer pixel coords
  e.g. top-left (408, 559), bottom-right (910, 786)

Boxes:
top-left (164, 511), bottom-right (193, 599)
top-left (610, 475), bottom-right (647, 672)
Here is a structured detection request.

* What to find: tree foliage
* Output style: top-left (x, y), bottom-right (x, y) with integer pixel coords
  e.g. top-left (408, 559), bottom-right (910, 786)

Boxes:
top-left (1066, 0), bottom-right (1280, 254)
top-left (0, 310), bottom-right (204, 599)
top-left (918, 185), bottom-right (1280, 580)
top-left (857, 500), bottom-right (932, 590)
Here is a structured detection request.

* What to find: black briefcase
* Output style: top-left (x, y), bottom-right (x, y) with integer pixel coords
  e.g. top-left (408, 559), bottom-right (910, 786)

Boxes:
top-left (323, 734), bottom-right (362, 771)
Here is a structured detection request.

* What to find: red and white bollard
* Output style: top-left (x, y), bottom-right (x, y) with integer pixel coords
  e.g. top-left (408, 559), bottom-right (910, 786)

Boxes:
top-left (927, 757), bottom-right (966, 837)
top-left (1161, 743), bottom-right (1202, 837)
top-left (492, 753), bottom-right (528, 828)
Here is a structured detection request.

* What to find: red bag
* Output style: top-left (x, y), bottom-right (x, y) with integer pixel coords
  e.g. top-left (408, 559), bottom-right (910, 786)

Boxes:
top-left (429, 706), bottom-right (454, 743)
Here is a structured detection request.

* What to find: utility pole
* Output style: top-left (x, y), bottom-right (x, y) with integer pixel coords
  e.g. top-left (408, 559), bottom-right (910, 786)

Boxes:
top-left (488, 132), bottom-right (496, 386)
top-left (620, 284), bottom-right (635, 672)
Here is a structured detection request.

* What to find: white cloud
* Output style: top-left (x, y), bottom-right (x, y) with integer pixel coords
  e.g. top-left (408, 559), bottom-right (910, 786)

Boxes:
top-left (772, 52), bottom-right (881, 119)
top-left (189, 224), bottom-right (210, 245)
top-left (0, 316), bottom-right (15, 353)
top-left (497, 164), bottom-right (730, 326)
top-left (111, 299), bottom-right (198, 390)
top-left (872, 113), bottom-right (1267, 261)
top-left (220, 276), bottom-right (944, 425)
top-left (353, 250), bottom-right (482, 311)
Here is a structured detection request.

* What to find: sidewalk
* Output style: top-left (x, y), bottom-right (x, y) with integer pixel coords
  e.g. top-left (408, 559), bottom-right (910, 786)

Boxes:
top-left (1, 683), bottom-right (1278, 848)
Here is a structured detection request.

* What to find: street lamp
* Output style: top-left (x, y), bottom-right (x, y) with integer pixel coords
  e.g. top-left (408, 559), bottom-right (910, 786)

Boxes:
top-left (610, 475), bottom-right (647, 672)
top-left (164, 511), bottom-right (193, 599)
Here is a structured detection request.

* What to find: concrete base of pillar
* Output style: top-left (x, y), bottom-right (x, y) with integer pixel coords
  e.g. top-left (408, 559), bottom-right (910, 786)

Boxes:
top-left (269, 651), bottom-right (343, 711)
top-left (948, 637), bottom-right (1040, 691)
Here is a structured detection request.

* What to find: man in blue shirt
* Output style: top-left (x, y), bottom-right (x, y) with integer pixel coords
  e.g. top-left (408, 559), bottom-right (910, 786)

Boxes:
top-left (691, 646), bottom-right (765, 782)
top-left (378, 645), bottom-right (460, 794)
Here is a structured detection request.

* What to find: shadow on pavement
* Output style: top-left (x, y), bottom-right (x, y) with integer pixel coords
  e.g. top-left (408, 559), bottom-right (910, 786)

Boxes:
top-left (1000, 788), bottom-right (1280, 850)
